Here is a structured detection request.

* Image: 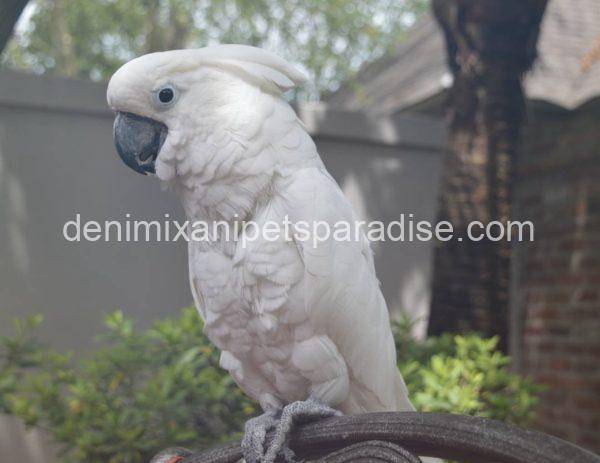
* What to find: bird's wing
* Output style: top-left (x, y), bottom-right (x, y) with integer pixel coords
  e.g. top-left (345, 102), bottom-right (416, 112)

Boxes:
top-left (279, 166), bottom-right (414, 413)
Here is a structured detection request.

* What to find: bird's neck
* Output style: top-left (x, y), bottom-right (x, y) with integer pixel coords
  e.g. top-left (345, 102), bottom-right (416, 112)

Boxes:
top-left (164, 96), bottom-right (321, 224)
top-left (173, 166), bottom-right (275, 225)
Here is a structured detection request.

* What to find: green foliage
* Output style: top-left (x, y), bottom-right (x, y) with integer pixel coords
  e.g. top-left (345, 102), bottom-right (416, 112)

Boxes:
top-left (393, 316), bottom-right (543, 425)
top-left (2, 0), bottom-right (429, 97)
top-left (0, 308), bottom-right (256, 463)
top-left (1, 309), bottom-right (541, 462)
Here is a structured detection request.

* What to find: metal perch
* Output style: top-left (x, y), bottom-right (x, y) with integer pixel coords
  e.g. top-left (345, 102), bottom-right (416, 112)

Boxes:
top-left (152, 412), bottom-right (600, 463)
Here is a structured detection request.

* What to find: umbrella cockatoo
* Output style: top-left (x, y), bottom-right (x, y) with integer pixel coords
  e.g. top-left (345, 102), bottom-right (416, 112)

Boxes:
top-left (107, 45), bottom-right (423, 463)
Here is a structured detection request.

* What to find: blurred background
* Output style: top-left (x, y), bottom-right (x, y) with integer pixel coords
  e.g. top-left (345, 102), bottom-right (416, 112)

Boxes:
top-left (0, 0), bottom-right (598, 461)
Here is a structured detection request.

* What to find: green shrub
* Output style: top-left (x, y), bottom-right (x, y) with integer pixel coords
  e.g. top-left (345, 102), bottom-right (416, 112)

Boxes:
top-left (0, 309), bottom-right (256, 463)
top-left (393, 316), bottom-right (542, 425)
top-left (1, 309), bottom-right (541, 462)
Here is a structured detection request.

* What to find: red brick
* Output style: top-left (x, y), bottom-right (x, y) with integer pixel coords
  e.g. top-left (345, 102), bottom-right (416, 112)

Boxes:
top-left (576, 289), bottom-right (598, 302)
top-left (572, 395), bottom-right (600, 411)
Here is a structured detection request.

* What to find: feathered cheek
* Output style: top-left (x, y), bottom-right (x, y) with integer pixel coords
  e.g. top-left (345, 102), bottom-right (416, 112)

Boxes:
top-left (156, 130), bottom-right (186, 162)
top-left (153, 131), bottom-right (194, 181)
top-left (154, 157), bottom-right (176, 181)
top-left (167, 129), bottom-right (189, 149)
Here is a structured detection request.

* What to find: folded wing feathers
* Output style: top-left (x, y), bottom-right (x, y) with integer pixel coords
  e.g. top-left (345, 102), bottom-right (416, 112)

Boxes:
top-left (283, 169), bottom-right (413, 413)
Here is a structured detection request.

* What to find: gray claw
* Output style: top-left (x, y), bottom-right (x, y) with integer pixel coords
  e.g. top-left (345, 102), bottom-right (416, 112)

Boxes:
top-left (242, 411), bottom-right (278, 463)
top-left (281, 445), bottom-right (299, 463)
top-left (263, 398), bottom-right (340, 463)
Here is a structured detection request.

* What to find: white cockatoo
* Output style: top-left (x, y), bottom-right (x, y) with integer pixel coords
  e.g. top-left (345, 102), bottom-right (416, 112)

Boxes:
top-left (107, 45), bottom-right (429, 463)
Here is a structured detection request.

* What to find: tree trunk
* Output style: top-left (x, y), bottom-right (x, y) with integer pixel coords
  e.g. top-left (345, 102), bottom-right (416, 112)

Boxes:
top-left (428, 0), bottom-right (548, 349)
top-left (51, 0), bottom-right (77, 76)
top-left (0, 0), bottom-right (29, 53)
top-left (143, 0), bottom-right (163, 53)
top-left (166, 0), bottom-right (194, 50)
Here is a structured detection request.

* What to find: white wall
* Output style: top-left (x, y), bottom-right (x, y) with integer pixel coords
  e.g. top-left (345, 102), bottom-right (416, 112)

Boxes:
top-left (0, 70), bottom-right (444, 461)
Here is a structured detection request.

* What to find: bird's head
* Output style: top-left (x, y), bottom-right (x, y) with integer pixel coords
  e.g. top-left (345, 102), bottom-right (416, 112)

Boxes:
top-left (106, 45), bottom-right (307, 180)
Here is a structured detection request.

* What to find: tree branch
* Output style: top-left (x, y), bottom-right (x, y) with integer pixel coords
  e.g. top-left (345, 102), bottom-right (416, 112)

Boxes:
top-left (177, 412), bottom-right (600, 463)
top-left (0, 0), bottom-right (29, 53)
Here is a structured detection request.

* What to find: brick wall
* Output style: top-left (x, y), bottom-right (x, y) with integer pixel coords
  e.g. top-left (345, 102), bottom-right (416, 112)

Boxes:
top-left (513, 106), bottom-right (600, 453)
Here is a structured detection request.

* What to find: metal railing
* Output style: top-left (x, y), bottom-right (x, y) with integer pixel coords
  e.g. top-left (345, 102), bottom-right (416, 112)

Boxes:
top-left (152, 412), bottom-right (600, 462)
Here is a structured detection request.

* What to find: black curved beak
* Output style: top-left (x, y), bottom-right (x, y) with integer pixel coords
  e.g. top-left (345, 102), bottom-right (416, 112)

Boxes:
top-left (113, 112), bottom-right (168, 175)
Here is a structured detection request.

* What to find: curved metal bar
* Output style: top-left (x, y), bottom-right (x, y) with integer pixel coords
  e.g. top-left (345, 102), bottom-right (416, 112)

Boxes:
top-left (178, 412), bottom-right (600, 463)
top-left (316, 440), bottom-right (422, 462)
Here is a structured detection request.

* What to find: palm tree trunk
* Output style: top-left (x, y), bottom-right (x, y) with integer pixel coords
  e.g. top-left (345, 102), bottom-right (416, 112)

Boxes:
top-left (428, 0), bottom-right (548, 349)
top-left (0, 0), bottom-right (29, 53)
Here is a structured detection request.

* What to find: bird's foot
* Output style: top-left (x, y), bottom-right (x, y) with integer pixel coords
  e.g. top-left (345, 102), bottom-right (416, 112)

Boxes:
top-left (262, 398), bottom-right (342, 463)
top-left (242, 410), bottom-right (278, 463)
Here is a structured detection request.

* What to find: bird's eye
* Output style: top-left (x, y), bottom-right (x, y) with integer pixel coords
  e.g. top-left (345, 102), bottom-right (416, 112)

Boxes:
top-left (153, 85), bottom-right (177, 107)
top-left (159, 87), bottom-right (174, 103)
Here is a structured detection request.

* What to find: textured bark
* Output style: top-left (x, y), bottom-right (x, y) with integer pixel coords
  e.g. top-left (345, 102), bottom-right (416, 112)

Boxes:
top-left (0, 0), bottom-right (29, 53)
top-left (428, 0), bottom-right (548, 348)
